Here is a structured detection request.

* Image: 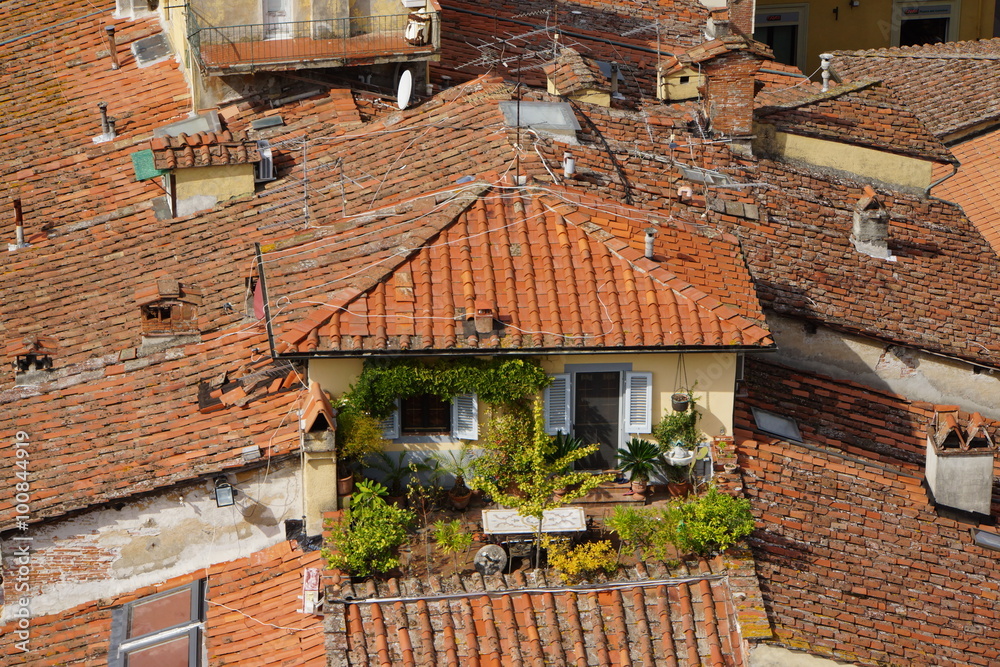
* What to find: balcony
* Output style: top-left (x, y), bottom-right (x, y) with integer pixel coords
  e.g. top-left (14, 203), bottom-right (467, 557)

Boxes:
top-left (187, 10), bottom-right (441, 75)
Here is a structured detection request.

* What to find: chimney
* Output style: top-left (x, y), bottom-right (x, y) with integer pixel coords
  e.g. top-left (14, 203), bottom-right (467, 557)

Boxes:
top-left (644, 227), bottom-right (656, 259)
top-left (820, 53), bottom-right (833, 92)
top-left (105, 26), bottom-right (120, 70)
top-left (473, 299), bottom-right (495, 334)
top-left (925, 408), bottom-right (996, 516)
top-left (562, 152), bottom-right (576, 179)
top-left (13, 198), bottom-right (24, 248)
top-left (851, 187), bottom-right (893, 259)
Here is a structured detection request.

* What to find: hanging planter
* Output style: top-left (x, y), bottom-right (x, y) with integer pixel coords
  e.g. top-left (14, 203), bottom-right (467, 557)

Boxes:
top-left (671, 392), bottom-right (690, 412)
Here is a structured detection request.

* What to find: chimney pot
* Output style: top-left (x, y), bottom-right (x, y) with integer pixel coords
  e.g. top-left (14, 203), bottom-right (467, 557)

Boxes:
top-left (105, 26), bottom-right (121, 70)
top-left (644, 227), bottom-right (657, 259)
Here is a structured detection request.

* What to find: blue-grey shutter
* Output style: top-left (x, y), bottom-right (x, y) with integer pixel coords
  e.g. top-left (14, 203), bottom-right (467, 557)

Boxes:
top-left (624, 371), bottom-right (653, 434)
top-left (451, 394), bottom-right (479, 440)
top-left (544, 374), bottom-right (572, 435)
top-left (380, 400), bottom-right (400, 440)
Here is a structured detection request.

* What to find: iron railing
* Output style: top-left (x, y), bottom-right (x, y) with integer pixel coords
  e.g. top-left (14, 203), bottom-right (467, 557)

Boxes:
top-left (188, 12), bottom-right (440, 73)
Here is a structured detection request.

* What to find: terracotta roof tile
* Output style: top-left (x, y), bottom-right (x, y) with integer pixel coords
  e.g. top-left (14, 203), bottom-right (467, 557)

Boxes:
top-left (735, 358), bottom-right (1000, 666)
top-left (0, 541), bottom-right (325, 666)
top-left (933, 126), bottom-right (1000, 255)
top-left (718, 157), bottom-right (1000, 367)
top-left (832, 39), bottom-right (1000, 139)
top-left (150, 130), bottom-right (260, 170)
top-left (543, 47), bottom-right (611, 95)
top-left (260, 185), bottom-right (771, 354)
top-left (756, 80), bottom-right (955, 163)
top-left (325, 566), bottom-right (751, 665)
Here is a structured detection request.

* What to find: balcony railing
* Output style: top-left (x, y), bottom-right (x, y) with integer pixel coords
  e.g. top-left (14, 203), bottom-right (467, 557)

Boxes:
top-left (188, 12), bottom-right (440, 74)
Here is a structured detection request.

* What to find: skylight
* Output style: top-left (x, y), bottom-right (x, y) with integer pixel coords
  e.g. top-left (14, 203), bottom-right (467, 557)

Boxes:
top-left (751, 407), bottom-right (802, 442)
top-left (499, 101), bottom-right (581, 134)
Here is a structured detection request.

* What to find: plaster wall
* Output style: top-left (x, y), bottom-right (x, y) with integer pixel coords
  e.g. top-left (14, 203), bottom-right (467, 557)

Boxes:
top-left (756, 0), bottom-right (994, 73)
top-left (657, 67), bottom-right (705, 102)
top-left (547, 79), bottom-right (612, 107)
top-left (767, 313), bottom-right (1000, 418)
top-left (175, 163), bottom-right (255, 202)
top-left (0, 461), bottom-right (301, 619)
top-left (925, 440), bottom-right (994, 514)
top-left (309, 351), bottom-right (737, 452)
top-left (753, 124), bottom-right (934, 191)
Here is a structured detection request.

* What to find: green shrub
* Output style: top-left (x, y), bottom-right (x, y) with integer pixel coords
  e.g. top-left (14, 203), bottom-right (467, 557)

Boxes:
top-left (606, 505), bottom-right (656, 557)
top-left (322, 487), bottom-right (415, 577)
top-left (660, 486), bottom-right (755, 556)
top-left (433, 519), bottom-right (474, 574)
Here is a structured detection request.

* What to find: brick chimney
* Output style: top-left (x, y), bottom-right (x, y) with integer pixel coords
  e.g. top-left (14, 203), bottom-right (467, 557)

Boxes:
top-left (703, 49), bottom-right (762, 138)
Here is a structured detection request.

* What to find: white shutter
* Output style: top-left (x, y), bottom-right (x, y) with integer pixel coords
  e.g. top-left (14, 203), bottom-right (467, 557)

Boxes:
top-left (624, 371), bottom-right (653, 434)
top-left (543, 374), bottom-right (572, 435)
top-left (380, 400), bottom-right (400, 440)
top-left (451, 394), bottom-right (479, 440)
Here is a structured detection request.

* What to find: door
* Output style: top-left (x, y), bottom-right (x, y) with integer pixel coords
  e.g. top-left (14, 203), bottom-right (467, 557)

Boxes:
top-left (573, 372), bottom-right (620, 469)
top-left (263, 0), bottom-right (291, 39)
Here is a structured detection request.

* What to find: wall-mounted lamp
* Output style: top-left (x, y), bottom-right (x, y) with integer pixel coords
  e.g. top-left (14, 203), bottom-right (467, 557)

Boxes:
top-left (214, 476), bottom-right (238, 507)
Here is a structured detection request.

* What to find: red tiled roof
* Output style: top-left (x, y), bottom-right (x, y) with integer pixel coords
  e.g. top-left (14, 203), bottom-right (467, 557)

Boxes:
top-left (659, 34), bottom-right (772, 75)
top-left (932, 126), bottom-right (1000, 255)
top-left (0, 7), bottom-right (191, 235)
top-left (0, 541), bottom-right (326, 666)
top-left (720, 157), bottom-right (1000, 367)
top-left (260, 184), bottom-right (771, 355)
top-left (756, 80), bottom-right (955, 164)
top-left (150, 130), bottom-right (261, 171)
top-left (735, 359), bottom-right (1000, 666)
top-left (832, 39), bottom-right (1000, 139)
top-left (326, 563), bottom-right (751, 666)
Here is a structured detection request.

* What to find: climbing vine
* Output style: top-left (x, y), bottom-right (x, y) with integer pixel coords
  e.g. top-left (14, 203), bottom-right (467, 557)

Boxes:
top-left (343, 357), bottom-right (550, 420)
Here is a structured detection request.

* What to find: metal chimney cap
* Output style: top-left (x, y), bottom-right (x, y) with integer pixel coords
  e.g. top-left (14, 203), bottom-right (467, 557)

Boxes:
top-left (105, 25), bottom-right (116, 34)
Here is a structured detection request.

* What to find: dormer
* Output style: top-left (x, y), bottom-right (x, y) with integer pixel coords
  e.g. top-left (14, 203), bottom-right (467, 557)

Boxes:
top-left (543, 48), bottom-right (617, 107)
top-left (9, 335), bottom-right (57, 385)
top-left (135, 278), bottom-right (203, 340)
top-left (925, 407), bottom-right (997, 516)
top-left (148, 130), bottom-right (261, 217)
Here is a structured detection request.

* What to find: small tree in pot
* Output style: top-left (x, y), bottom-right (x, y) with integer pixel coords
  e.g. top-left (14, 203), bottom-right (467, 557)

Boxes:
top-left (617, 437), bottom-right (663, 496)
top-left (432, 442), bottom-right (479, 510)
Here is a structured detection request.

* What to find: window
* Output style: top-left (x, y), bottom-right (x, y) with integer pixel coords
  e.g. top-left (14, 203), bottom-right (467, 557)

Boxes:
top-left (543, 368), bottom-right (652, 469)
top-left (380, 394), bottom-right (478, 440)
top-left (753, 5), bottom-right (808, 70)
top-left (401, 394), bottom-right (450, 435)
top-left (891, 1), bottom-right (959, 46)
top-left (109, 581), bottom-right (205, 667)
top-left (751, 407), bottom-right (802, 442)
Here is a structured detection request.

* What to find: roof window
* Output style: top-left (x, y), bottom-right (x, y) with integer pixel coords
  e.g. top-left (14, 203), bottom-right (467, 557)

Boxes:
top-left (499, 101), bottom-right (581, 140)
top-left (751, 407), bottom-right (802, 442)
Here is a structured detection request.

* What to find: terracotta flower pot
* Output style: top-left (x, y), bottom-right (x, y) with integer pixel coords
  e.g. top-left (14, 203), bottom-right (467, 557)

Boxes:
top-left (667, 481), bottom-right (693, 497)
top-left (630, 479), bottom-right (648, 495)
top-left (337, 473), bottom-right (355, 496)
top-left (449, 488), bottom-right (473, 510)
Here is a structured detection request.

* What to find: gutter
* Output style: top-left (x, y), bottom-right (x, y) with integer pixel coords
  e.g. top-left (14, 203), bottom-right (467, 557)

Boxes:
top-left (272, 343), bottom-right (778, 361)
top-left (254, 242), bottom-right (279, 359)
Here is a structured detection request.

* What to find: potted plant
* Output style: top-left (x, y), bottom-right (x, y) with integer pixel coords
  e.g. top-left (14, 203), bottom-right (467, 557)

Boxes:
top-left (432, 442), bottom-right (478, 510)
top-left (670, 390), bottom-right (691, 412)
top-left (335, 406), bottom-right (390, 496)
top-left (661, 461), bottom-right (693, 497)
top-left (617, 437), bottom-right (663, 496)
top-left (368, 451), bottom-right (433, 506)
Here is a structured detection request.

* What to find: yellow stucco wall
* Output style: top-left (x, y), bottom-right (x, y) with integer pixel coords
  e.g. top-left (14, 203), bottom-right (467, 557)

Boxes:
top-left (753, 123), bottom-right (934, 190)
top-left (308, 352), bottom-right (737, 454)
top-left (175, 163), bottom-right (256, 202)
top-left (657, 67), bottom-right (705, 102)
top-left (757, 0), bottom-right (994, 73)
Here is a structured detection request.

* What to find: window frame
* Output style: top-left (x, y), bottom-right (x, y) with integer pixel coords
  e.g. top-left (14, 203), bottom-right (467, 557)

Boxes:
top-left (108, 581), bottom-right (205, 667)
top-left (890, 0), bottom-right (960, 46)
top-left (753, 4), bottom-right (809, 71)
top-left (380, 394), bottom-right (478, 441)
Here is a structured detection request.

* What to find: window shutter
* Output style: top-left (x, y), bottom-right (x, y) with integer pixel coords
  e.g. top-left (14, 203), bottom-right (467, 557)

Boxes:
top-left (624, 371), bottom-right (653, 434)
top-left (380, 400), bottom-right (400, 440)
top-left (451, 394), bottom-right (478, 440)
top-left (544, 374), bottom-right (572, 435)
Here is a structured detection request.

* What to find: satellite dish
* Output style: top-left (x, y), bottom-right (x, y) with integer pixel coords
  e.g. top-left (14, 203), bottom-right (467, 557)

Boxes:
top-left (397, 69), bottom-right (413, 110)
